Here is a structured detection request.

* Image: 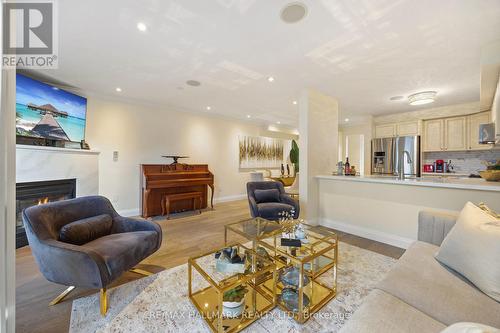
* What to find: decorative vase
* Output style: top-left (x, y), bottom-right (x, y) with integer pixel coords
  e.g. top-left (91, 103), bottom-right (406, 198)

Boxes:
top-left (222, 298), bottom-right (245, 318)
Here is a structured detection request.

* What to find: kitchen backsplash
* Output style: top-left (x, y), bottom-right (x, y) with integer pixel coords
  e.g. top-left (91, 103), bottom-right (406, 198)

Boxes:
top-left (423, 150), bottom-right (500, 175)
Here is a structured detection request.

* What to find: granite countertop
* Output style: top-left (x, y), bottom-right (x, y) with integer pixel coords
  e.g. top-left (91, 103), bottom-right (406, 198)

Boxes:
top-left (316, 174), bottom-right (500, 192)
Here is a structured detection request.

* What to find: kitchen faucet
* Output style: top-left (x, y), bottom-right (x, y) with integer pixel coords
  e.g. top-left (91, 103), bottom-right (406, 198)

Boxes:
top-left (398, 150), bottom-right (413, 180)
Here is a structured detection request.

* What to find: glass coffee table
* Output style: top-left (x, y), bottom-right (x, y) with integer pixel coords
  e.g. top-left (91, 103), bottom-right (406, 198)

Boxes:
top-left (188, 243), bottom-right (277, 333)
top-left (224, 218), bottom-right (338, 323)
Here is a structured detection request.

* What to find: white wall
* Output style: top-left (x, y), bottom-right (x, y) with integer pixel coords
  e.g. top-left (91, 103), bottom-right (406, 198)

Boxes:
top-left (85, 97), bottom-right (296, 215)
top-left (339, 120), bottom-right (373, 175)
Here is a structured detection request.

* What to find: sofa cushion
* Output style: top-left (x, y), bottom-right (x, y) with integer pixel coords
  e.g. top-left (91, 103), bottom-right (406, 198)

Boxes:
top-left (339, 289), bottom-right (446, 333)
top-left (257, 202), bottom-right (294, 220)
top-left (59, 214), bottom-right (112, 245)
top-left (254, 189), bottom-right (280, 203)
top-left (377, 241), bottom-right (500, 328)
top-left (82, 231), bottom-right (159, 280)
top-left (440, 322), bottom-right (500, 333)
top-left (435, 202), bottom-right (500, 302)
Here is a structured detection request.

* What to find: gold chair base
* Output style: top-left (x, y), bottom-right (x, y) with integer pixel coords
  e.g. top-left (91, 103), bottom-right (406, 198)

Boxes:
top-left (49, 285), bottom-right (76, 306)
top-left (47, 268), bottom-right (153, 317)
top-left (130, 268), bottom-right (153, 276)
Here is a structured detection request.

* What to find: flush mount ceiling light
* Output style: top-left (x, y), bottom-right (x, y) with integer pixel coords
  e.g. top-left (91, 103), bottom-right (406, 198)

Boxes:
top-left (281, 3), bottom-right (308, 24)
top-left (115, 87), bottom-right (122, 92)
top-left (267, 76), bottom-right (275, 82)
top-left (408, 91), bottom-right (437, 106)
top-left (137, 22), bottom-right (147, 32)
top-left (344, 118), bottom-right (350, 122)
top-left (246, 115), bottom-right (251, 119)
top-left (186, 80), bottom-right (201, 87)
top-left (206, 106), bottom-right (211, 111)
top-left (292, 100), bottom-right (297, 105)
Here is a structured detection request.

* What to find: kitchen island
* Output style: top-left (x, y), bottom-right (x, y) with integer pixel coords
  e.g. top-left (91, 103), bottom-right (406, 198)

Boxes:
top-left (316, 175), bottom-right (500, 249)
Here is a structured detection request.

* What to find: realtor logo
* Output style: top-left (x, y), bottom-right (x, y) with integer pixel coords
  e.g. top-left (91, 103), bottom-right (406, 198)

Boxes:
top-left (2, 0), bottom-right (58, 68)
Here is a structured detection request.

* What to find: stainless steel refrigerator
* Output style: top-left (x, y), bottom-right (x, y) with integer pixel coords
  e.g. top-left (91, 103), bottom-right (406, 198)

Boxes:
top-left (371, 136), bottom-right (421, 177)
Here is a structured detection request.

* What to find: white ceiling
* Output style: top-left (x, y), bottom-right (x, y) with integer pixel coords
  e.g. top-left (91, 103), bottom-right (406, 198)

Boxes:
top-left (36, 0), bottom-right (500, 127)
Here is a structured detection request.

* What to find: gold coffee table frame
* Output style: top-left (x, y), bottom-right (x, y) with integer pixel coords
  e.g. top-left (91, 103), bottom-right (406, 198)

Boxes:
top-left (188, 243), bottom-right (277, 333)
top-left (224, 218), bottom-right (338, 324)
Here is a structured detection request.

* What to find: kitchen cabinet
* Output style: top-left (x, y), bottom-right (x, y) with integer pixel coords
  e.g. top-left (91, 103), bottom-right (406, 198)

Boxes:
top-left (469, 111), bottom-right (492, 150)
top-left (374, 124), bottom-right (396, 138)
top-left (444, 116), bottom-right (468, 151)
top-left (397, 121), bottom-right (420, 136)
top-left (374, 120), bottom-right (420, 138)
top-left (423, 119), bottom-right (444, 152)
top-left (422, 112), bottom-right (494, 152)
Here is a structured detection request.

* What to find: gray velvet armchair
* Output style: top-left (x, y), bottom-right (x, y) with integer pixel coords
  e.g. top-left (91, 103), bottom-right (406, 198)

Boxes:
top-left (22, 195), bottom-right (162, 316)
top-left (247, 181), bottom-right (299, 221)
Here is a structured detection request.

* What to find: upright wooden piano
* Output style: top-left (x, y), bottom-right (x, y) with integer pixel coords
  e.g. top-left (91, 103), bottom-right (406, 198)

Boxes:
top-left (140, 163), bottom-right (214, 218)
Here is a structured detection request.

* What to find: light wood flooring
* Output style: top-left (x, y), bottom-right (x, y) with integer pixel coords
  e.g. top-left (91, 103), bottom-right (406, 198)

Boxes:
top-left (16, 199), bottom-right (405, 333)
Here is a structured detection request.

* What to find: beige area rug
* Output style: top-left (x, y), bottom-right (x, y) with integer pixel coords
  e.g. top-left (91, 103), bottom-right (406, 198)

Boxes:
top-left (70, 242), bottom-right (396, 333)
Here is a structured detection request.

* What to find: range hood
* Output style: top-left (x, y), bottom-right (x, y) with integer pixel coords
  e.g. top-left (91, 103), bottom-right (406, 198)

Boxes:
top-left (479, 123), bottom-right (496, 144)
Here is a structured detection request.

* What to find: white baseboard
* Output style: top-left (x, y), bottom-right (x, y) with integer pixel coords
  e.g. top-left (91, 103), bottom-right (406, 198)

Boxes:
top-left (214, 194), bottom-right (247, 204)
top-left (116, 194), bottom-right (247, 217)
top-left (320, 218), bottom-right (414, 250)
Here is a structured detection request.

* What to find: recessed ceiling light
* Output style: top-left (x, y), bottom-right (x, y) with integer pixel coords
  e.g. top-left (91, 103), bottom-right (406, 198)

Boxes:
top-left (408, 91), bottom-right (437, 106)
top-left (186, 80), bottom-right (201, 87)
top-left (206, 106), bottom-right (211, 111)
top-left (115, 87), bottom-right (122, 92)
top-left (246, 115), bottom-right (251, 119)
top-left (137, 22), bottom-right (147, 32)
top-left (281, 3), bottom-right (308, 24)
top-left (292, 100), bottom-right (297, 105)
top-left (344, 118), bottom-right (350, 122)
top-left (267, 76), bottom-right (275, 82)
top-left (389, 95), bottom-right (404, 101)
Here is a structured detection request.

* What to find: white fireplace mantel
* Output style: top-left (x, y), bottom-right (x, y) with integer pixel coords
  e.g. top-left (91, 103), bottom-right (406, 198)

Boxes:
top-left (16, 144), bottom-right (100, 197)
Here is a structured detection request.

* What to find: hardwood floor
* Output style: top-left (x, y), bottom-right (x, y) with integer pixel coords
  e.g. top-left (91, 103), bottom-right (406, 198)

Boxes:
top-left (15, 200), bottom-right (404, 333)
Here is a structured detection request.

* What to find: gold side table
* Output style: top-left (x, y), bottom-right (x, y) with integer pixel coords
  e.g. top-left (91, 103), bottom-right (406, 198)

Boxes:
top-left (188, 243), bottom-right (277, 333)
top-left (224, 217), bottom-right (282, 250)
top-left (257, 224), bottom-right (338, 323)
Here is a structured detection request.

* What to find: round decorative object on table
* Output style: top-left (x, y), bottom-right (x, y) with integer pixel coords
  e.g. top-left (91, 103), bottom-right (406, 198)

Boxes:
top-left (279, 266), bottom-right (310, 287)
top-left (280, 287), bottom-right (310, 313)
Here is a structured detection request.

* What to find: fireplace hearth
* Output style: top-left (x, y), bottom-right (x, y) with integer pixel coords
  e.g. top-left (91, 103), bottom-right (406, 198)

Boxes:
top-left (16, 179), bottom-right (76, 248)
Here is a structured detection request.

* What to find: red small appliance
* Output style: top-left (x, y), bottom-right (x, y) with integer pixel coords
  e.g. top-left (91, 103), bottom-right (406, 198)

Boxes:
top-left (435, 160), bottom-right (445, 173)
top-left (423, 164), bottom-right (434, 172)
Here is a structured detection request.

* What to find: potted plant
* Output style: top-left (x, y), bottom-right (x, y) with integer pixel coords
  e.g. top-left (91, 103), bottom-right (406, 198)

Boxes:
top-left (222, 285), bottom-right (248, 318)
top-left (289, 139), bottom-right (299, 175)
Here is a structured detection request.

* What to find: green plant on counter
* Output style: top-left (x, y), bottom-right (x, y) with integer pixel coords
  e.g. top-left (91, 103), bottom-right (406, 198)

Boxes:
top-left (289, 139), bottom-right (299, 173)
top-left (223, 285), bottom-right (248, 302)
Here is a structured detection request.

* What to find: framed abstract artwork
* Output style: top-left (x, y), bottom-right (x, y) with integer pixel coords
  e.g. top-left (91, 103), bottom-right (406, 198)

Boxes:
top-left (239, 136), bottom-right (284, 168)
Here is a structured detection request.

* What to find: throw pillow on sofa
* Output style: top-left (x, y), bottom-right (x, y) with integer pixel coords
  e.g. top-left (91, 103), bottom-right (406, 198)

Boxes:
top-left (435, 202), bottom-right (500, 302)
top-left (59, 214), bottom-right (113, 245)
top-left (254, 189), bottom-right (281, 203)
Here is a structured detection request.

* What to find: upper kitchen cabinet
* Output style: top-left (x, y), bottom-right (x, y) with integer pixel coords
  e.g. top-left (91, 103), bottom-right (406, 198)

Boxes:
top-left (444, 116), bottom-right (468, 151)
top-left (469, 111), bottom-right (492, 150)
top-left (374, 124), bottom-right (396, 138)
top-left (374, 120), bottom-right (420, 138)
top-left (397, 121), bottom-right (420, 136)
top-left (423, 119), bottom-right (444, 152)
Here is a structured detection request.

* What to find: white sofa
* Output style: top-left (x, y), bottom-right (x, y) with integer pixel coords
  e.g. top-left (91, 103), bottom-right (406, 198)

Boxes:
top-left (340, 210), bottom-right (500, 333)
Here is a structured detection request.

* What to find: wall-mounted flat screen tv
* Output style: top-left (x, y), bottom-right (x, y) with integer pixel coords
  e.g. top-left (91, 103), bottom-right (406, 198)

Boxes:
top-left (16, 73), bottom-right (87, 143)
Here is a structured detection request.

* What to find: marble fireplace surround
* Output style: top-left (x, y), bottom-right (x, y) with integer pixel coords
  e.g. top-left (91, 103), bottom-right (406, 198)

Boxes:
top-left (16, 145), bottom-right (100, 197)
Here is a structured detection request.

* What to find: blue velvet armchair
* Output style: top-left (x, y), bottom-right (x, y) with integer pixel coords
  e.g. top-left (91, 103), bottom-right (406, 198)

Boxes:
top-left (247, 181), bottom-right (299, 221)
top-left (22, 195), bottom-right (162, 316)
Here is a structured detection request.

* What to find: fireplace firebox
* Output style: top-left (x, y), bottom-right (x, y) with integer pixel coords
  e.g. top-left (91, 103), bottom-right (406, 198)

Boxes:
top-left (16, 179), bottom-right (76, 248)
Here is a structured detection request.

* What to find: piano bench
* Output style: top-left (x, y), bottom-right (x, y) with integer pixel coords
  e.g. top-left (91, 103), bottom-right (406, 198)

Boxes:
top-left (161, 191), bottom-right (203, 219)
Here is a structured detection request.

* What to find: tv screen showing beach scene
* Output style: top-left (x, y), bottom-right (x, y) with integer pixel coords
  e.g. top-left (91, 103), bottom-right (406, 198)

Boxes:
top-left (16, 74), bottom-right (87, 142)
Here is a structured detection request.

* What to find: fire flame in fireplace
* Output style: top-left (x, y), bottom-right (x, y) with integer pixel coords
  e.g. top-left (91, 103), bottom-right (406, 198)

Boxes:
top-left (37, 197), bottom-right (49, 205)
